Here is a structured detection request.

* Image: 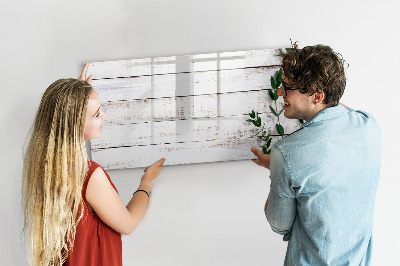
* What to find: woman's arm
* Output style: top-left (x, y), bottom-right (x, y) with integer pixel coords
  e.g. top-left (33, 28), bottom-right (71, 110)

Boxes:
top-left (86, 158), bottom-right (165, 235)
top-left (339, 102), bottom-right (349, 109)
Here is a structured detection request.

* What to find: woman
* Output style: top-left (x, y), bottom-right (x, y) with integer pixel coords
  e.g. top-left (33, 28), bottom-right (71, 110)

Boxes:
top-left (22, 63), bottom-right (165, 265)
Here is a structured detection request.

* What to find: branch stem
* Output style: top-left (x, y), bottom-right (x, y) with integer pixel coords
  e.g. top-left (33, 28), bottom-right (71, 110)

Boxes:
top-left (273, 98), bottom-right (283, 139)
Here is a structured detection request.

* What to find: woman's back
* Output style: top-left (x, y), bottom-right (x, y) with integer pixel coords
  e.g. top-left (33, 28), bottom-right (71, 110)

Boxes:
top-left (64, 160), bottom-right (122, 266)
top-left (23, 79), bottom-right (93, 265)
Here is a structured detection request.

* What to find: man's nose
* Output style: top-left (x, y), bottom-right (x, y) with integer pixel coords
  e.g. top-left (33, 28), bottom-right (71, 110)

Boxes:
top-left (277, 84), bottom-right (285, 96)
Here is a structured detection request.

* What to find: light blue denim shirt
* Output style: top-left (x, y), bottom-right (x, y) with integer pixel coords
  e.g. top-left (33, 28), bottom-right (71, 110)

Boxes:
top-left (266, 105), bottom-right (382, 266)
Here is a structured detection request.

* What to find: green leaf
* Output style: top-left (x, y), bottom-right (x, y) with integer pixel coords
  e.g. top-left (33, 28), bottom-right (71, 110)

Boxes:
top-left (255, 131), bottom-right (261, 136)
top-left (276, 124), bottom-right (284, 136)
top-left (262, 146), bottom-right (268, 154)
top-left (272, 89), bottom-right (279, 101)
top-left (252, 120), bottom-right (259, 127)
top-left (246, 119), bottom-right (254, 123)
top-left (267, 149), bottom-right (271, 154)
top-left (275, 49), bottom-right (285, 57)
top-left (258, 136), bottom-right (263, 139)
top-left (279, 108), bottom-right (285, 115)
top-left (268, 89), bottom-right (275, 100)
top-left (249, 110), bottom-right (255, 119)
top-left (266, 138), bottom-right (272, 148)
top-left (270, 76), bottom-right (277, 89)
top-left (276, 68), bottom-right (282, 85)
top-left (269, 106), bottom-right (278, 117)
top-left (257, 117), bottom-right (261, 127)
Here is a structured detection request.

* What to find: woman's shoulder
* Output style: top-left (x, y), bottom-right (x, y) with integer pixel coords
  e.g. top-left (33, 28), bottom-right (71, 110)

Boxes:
top-left (86, 160), bottom-right (118, 193)
top-left (85, 161), bottom-right (104, 186)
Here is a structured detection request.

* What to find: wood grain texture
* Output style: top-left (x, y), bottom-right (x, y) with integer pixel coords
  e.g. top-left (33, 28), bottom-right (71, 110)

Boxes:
top-left (91, 113), bottom-right (300, 149)
top-left (88, 48), bottom-right (302, 170)
top-left (91, 136), bottom-right (283, 170)
top-left (100, 90), bottom-right (276, 125)
top-left (91, 67), bottom-right (278, 102)
top-left (86, 49), bottom-right (282, 79)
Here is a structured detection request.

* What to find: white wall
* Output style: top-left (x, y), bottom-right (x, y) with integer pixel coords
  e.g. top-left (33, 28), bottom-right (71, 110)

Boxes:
top-left (1, 0), bottom-right (399, 265)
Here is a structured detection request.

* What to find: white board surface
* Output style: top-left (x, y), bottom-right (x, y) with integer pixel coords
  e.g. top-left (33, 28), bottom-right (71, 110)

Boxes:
top-left (87, 49), bottom-right (301, 169)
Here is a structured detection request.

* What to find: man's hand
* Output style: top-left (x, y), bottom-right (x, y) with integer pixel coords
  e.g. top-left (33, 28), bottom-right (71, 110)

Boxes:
top-left (251, 147), bottom-right (271, 169)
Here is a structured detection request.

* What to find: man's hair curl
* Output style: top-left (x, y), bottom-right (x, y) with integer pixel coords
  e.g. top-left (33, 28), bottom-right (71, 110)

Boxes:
top-left (282, 45), bottom-right (347, 107)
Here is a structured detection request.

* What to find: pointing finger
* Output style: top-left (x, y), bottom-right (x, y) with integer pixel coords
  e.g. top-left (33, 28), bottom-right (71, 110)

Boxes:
top-left (156, 158), bottom-right (166, 167)
top-left (78, 62), bottom-right (89, 81)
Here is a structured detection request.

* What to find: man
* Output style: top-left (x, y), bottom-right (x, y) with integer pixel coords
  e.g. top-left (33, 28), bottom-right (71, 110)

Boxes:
top-left (251, 45), bottom-right (381, 265)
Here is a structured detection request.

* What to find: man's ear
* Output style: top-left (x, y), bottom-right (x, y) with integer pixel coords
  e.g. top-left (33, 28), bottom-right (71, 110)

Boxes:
top-left (313, 92), bottom-right (325, 105)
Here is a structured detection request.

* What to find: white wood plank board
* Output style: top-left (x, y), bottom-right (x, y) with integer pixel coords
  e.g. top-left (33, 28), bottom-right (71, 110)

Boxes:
top-left (91, 66), bottom-right (280, 102)
top-left (86, 49), bottom-right (282, 79)
top-left (88, 48), bottom-right (301, 169)
top-left (92, 136), bottom-right (282, 170)
top-left (100, 90), bottom-right (277, 125)
top-left (90, 113), bottom-right (300, 149)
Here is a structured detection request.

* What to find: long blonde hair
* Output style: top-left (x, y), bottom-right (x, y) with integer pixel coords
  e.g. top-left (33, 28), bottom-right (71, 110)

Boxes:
top-left (23, 79), bottom-right (93, 265)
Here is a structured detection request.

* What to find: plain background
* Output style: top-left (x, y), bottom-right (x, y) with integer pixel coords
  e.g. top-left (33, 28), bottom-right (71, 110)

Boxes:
top-left (1, 0), bottom-right (399, 265)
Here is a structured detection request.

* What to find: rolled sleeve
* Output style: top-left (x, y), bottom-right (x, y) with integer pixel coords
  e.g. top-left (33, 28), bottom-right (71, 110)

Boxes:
top-left (266, 146), bottom-right (297, 241)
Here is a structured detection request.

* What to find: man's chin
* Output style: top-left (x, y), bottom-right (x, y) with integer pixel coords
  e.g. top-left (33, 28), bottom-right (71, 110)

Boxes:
top-left (283, 112), bottom-right (300, 120)
top-left (283, 112), bottom-right (293, 119)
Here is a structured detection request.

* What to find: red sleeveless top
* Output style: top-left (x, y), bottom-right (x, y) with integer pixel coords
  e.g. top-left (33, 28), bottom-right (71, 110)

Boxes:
top-left (64, 161), bottom-right (122, 266)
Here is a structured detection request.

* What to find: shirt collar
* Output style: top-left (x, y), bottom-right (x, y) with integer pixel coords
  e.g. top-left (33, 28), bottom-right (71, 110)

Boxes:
top-left (301, 105), bottom-right (349, 129)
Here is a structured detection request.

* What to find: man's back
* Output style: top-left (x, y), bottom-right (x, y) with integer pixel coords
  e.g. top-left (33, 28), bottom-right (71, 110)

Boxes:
top-left (267, 105), bottom-right (382, 266)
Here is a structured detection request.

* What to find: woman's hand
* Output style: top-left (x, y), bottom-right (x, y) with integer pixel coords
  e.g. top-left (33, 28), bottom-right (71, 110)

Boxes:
top-left (142, 158), bottom-right (166, 185)
top-left (78, 62), bottom-right (93, 84)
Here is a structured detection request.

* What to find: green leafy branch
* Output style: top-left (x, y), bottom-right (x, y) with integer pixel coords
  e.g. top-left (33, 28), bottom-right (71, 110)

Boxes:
top-left (246, 110), bottom-right (272, 154)
top-left (247, 69), bottom-right (285, 154)
top-left (269, 68), bottom-right (285, 138)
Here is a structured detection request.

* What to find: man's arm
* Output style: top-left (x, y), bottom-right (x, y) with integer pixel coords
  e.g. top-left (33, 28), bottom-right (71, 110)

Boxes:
top-left (265, 147), bottom-right (297, 240)
top-left (251, 145), bottom-right (296, 239)
top-left (266, 189), bottom-right (296, 238)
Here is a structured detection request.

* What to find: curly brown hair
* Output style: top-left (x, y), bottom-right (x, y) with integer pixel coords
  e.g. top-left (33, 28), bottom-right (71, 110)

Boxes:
top-left (282, 45), bottom-right (347, 107)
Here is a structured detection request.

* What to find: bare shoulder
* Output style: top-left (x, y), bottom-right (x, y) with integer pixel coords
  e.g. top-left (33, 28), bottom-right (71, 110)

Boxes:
top-left (85, 164), bottom-right (133, 234)
top-left (86, 167), bottom-right (114, 199)
top-left (91, 166), bottom-right (107, 181)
